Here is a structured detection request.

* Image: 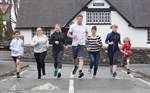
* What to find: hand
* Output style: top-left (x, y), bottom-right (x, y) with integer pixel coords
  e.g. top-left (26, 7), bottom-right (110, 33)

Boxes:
top-left (109, 41), bottom-right (114, 45)
top-left (86, 47), bottom-right (90, 51)
top-left (25, 44), bottom-right (32, 47)
top-left (55, 41), bottom-right (59, 45)
top-left (124, 52), bottom-right (128, 55)
top-left (72, 34), bottom-right (77, 39)
top-left (65, 45), bottom-right (68, 50)
top-left (96, 42), bottom-right (99, 45)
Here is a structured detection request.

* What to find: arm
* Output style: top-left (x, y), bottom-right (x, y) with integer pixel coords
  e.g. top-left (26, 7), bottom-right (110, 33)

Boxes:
top-left (105, 33), bottom-right (111, 44)
top-left (119, 34), bottom-right (122, 45)
top-left (9, 39), bottom-right (19, 52)
top-left (98, 36), bottom-right (103, 47)
top-left (45, 36), bottom-right (49, 48)
top-left (67, 31), bottom-right (74, 39)
top-left (63, 33), bottom-right (67, 46)
top-left (49, 34), bottom-right (55, 44)
top-left (67, 25), bottom-right (74, 39)
top-left (120, 45), bottom-right (128, 55)
top-left (31, 36), bottom-right (38, 46)
top-left (85, 31), bottom-right (88, 41)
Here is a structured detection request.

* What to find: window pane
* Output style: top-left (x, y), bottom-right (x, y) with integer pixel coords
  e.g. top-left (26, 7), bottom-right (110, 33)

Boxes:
top-left (86, 11), bottom-right (111, 24)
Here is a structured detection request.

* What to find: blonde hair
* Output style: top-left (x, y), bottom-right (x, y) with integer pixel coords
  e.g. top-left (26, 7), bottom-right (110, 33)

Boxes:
top-left (123, 37), bottom-right (131, 44)
top-left (110, 24), bottom-right (118, 29)
top-left (54, 24), bottom-right (62, 32)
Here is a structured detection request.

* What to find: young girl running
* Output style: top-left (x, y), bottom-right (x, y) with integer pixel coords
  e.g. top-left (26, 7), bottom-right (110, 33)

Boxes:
top-left (86, 26), bottom-right (102, 78)
top-left (49, 24), bottom-right (67, 78)
top-left (121, 37), bottom-right (132, 74)
top-left (10, 31), bottom-right (24, 78)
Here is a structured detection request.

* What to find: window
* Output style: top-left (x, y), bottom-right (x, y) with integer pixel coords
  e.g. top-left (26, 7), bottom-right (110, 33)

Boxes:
top-left (93, 3), bottom-right (104, 6)
top-left (147, 29), bottom-right (150, 43)
top-left (32, 29), bottom-right (52, 38)
top-left (86, 11), bottom-right (111, 24)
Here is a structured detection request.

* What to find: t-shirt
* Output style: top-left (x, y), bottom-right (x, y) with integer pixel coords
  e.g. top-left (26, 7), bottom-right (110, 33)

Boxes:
top-left (121, 44), bottom-right (132, 57)
top-left (87, 35), bottom-right (102, 52)
top-left (68, 24), bottom-right (88, 46)
top-left (32, 35), bottom-right (49, 53)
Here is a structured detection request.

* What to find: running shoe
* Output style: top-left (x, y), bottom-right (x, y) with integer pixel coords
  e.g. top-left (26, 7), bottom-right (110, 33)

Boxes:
top-left (17, 72), bottom-right (20, 78)
top-left (127, 69), bottom-right (130, 74)
top-left (110, 68), bottom-right (113, 75)
top-left (93, 75), bottom-right (96, 78)
top-left (78, 70), bottom-right (84, 78)
top-left (54, 70), bottom-right (58, 77)
top-left (112, 72), bottom-right (117, 77)
top-left (72, 66), bottom-right (78, 75)
top-left (57, 73), bottom-right (61, 78)
top-left (88, 69), bottom-right (92, 74)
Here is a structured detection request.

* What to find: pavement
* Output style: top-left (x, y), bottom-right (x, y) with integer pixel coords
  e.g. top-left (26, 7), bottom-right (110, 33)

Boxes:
top-left (0, 50), bottom-right (150, 80)
top-left (0, 61), bottom-right (29, 78)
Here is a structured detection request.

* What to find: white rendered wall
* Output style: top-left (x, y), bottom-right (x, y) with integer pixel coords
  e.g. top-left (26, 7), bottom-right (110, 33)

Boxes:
top-left (20, 29), bottom-right (32, 44)
top-left (70, 0), bottom-right (148, 48)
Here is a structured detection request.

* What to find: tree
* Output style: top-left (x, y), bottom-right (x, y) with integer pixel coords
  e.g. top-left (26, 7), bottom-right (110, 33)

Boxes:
top-left (0, 13), bottom-right (3, 41)
top-left (3, 0), bottom-right (20, 39)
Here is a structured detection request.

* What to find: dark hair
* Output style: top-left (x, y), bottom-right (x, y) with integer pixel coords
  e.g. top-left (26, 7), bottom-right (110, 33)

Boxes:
top-left (76, 15), bottom-right (83, 18)
top-left (14, 30), bottom-right (20, 35)
top-left (91, 26), bottom-right (97, 31)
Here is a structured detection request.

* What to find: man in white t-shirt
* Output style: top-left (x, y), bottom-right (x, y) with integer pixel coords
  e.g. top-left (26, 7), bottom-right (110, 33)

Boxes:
top-left (67, 15), bottom-right (88, 78)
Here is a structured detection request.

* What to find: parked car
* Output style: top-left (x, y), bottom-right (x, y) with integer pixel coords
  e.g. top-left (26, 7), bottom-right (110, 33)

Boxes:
top-left (0, 40), bottom-right (11, 50)
top-left (0, 42), bottom-right (4, 50)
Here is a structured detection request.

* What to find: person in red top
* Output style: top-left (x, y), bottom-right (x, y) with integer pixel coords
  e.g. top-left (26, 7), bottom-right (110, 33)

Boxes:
top-left (121, 37), bottom-right (132, 74)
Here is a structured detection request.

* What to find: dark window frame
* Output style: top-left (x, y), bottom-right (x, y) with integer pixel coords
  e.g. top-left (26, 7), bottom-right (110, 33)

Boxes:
top-left (86, 8), bottom-right (111, 25)
top-left (147, 28), bottom-right (150, 44)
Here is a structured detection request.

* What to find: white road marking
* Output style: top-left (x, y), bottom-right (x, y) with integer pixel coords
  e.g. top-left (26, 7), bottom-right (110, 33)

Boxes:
top-left (121, 70), bottom-right (150, 86)
top-left (137, 78), bottom-right (150, 86)
top-left (69, 72), bottom-right (74, 93)
top-left (9, 83), bottom-right (19, 90)
top-left (0, 70), bottom-right (28, 83)
top-left (0, 79), bottom-right (7, 82)
top-left (121, 70), bottom-right (134, 78)
top-left (31, 83), bottom-right (60, 91)
top-left (20, 70), bottom-right (28, 75)
top-left (69, 80), bottom-right (74, 93)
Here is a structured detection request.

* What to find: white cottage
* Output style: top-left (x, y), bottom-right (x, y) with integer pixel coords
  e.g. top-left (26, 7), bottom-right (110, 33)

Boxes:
top-left (16, 0), bottom-right (150, 48)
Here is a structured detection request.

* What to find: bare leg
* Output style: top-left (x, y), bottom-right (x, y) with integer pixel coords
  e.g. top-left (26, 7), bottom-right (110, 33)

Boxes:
top-left (78, 57), bottom-right (84, 71)
top-left (16, 59), bottom-right (20, 73)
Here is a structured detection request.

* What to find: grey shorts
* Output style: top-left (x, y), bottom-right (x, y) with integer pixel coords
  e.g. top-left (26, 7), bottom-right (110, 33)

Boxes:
top-left (72, 45), bottom-right (85, 59)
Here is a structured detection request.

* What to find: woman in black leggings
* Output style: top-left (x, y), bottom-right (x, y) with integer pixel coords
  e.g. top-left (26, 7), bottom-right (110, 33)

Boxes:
top-left (105, 24), bottom-right (121, 77)
top-left (31, 27), bottom-right (49, 79)
top-left (49, 24), bottom-right (67, 78)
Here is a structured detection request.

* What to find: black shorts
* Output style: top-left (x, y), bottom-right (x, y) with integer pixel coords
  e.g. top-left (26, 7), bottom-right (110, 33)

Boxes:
top-left (12, 56), bottom-right (22, 62)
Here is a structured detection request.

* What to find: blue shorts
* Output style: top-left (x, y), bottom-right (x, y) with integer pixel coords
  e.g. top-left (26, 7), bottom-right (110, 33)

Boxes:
top-left (72, 45), bottom-right (85, 59)
top-left (12, 56), bottom-right (22, 62)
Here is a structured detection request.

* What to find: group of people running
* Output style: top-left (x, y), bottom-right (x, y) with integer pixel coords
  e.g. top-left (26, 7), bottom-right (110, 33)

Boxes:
top-left (9, 15), bottom-right (132, 79)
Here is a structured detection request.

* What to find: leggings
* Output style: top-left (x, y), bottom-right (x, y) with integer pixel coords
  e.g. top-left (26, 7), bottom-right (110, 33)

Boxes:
top-left (53, 50), bottom-right (64, 69)
top-left (108, 51), bottom-right (119, 65)
top-left (34, 51), bottom-right (47, 77)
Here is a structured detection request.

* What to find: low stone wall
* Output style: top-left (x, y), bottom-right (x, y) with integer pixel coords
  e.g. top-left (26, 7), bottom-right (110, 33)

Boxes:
top-left (24, 46), bottom-right (150, 64)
